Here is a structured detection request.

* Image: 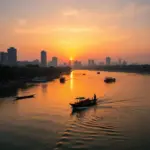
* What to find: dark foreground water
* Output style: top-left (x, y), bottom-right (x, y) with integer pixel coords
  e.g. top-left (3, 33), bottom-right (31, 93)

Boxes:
top-left (0, 70), bottom-right (150, 150)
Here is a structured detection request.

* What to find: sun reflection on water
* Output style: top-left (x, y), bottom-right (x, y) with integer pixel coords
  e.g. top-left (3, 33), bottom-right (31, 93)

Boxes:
top-left (70, 71), bottom-right (74, 90)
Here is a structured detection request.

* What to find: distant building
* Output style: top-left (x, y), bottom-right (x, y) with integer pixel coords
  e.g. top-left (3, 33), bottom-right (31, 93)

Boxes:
top-left (122, 60), bottom-right (127, 66)
top-left (18, 59), bottom-right (40, 66)
top-left (99, 62), bottom-right (104, 65)
top-left (88, 59), bottom-right (95, 66)
top-left (106, 57), bottom-right (111, 65)
top-left (41, 50), bottom-right (47, 67)
top-left (51, 57), bottom-right (58, 67)
top-left (0, 52), bottom-right (8, 65)
top-left (17, 61), bottom-right (29, 66)
top-left (32, 59), bottom-right (40, 65)
top-left (7, 47), bottom-right (17, 66)
top-left (68, 60), bottom-right (72, 67)
top-left (118, 59), bottom-right (122, 65)
top-left (48, 57), bottom-right (58, 67)
top-left (111, 62), bottom-right (118, 66)
top-left (73, 60), bottom-right (82, 68)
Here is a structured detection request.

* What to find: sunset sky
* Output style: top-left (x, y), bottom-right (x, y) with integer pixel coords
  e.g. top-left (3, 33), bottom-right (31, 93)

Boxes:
top-left (0, 0), bottom-right (150, 63)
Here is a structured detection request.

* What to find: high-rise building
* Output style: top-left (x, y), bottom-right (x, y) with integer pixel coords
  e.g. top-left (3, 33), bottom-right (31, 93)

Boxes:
top-left (51, 57), bottom-right (58, 67)
top-left (106, 57), bottom-right (111, 65)
top-left (41, 50), bottom-right (47, 67)
top-left (0, 52), bottom-right (8, 65)
top-left (88, 59), bottom-right (95, 66)
top-left (48, 57), bottom-right (58, 67)
top-left (7, 47), bottom-right (17, 66)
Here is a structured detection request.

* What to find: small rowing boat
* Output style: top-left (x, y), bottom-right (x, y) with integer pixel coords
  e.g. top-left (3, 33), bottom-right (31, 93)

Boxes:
top-left (15, 94), bottom-right (35, 100)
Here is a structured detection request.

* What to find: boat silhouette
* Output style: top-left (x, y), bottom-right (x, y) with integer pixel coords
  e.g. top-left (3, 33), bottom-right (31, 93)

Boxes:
top-left (15, 94), bottom-right (35, 100)
top-left (104, 77), bottom-right (116, 83)
top-left (70, 97), bottom-right (97, 111)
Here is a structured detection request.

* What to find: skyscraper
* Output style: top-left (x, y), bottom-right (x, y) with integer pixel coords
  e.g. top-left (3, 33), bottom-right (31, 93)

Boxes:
top-left (0, 52), bottom-right (8, 65)
top-left (7, 47), bottom-right (17, 66)
top-left (51, 57), bottom-right (58, 67)
top-left (41, 50), bottom-right (47, 67)
top-left (106, 57), bottom-right (111, 65)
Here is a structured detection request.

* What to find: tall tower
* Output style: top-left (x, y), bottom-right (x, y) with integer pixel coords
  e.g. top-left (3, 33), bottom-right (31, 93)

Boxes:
top-left (106, 57), bottom-right (111, 65)
top-left (41, 50), bottom-right (47, 67)
top-left (7, 47), bottom-right (17, 66)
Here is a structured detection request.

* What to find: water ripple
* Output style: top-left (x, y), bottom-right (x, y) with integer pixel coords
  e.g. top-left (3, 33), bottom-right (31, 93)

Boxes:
top-left (54, 106), bottom-right (125, 150)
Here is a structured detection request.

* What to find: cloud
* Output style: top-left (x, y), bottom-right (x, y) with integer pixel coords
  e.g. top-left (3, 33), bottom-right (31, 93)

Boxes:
top-left (17, 19), bottom-right (27, 26)
top-left (14, 27), bottom-right (49, 34)
top-left (63, 9), bottom-right (79, 16)
top-left (52, 27), bottom-right (100, 33)
top-left (14, 25), bottom-right (101, 34)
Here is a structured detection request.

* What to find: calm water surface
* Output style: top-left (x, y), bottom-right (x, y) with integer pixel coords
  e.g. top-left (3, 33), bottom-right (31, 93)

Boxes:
top-left (0, 70), bottom-right (150, 150)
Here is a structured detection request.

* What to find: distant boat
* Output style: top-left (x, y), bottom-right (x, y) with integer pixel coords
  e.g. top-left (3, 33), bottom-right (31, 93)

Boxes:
top-left (97, 72), bottom-right (100, 74)
top-left (60, 77), bottom-right (66, 83)
top-left (83, 73), bottom-right (86, 75)
top-left (70, 97), bottom-right (97, 110)
top-left (32, 77), bottom-right (47, 83)
top-left (104, 77), bottom-right (116, 83)
top-left (15, 94), bottom-right (35, 100)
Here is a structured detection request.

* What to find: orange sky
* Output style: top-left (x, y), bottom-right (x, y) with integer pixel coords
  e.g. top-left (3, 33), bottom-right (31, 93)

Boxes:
top-left (0, 0), bottom-right (150, 63)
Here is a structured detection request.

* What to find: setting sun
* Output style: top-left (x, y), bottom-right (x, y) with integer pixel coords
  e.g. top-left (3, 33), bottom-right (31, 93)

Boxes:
top-left (70, 57), bottom-right (73, 61)
top-left (0, 0), bottom-right (150, 150)
top-left (0, 0), bottom-right (150, 63)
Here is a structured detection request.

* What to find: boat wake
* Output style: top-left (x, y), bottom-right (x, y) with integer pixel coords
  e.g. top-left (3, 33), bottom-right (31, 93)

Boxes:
top-left (53, 103), bottom-right (123, 150)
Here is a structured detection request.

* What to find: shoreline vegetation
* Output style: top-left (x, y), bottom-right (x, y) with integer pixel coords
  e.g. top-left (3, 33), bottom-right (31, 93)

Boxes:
top-left (80, 64), bottom-right (150, 74)
top-left (0, 65), bottom-right (71, 96)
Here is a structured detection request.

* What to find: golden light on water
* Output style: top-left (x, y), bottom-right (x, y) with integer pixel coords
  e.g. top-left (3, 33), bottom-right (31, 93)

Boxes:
top-left (70, 72), bottom-right (74, 90)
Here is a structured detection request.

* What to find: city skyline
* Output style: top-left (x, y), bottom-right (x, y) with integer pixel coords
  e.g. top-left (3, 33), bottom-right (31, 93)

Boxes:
top-left (0, 46), bottom-right (146, 65)
top-left (0, 47), bottom-right (126, 65)
top-left (0, 0), bottom-right (150, 63)
top-left (0, 46), bottom-right (129, 66)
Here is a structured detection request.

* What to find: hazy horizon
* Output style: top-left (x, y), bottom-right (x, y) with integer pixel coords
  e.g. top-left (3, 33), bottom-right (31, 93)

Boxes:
top-left (0, 0), bottom-right (150, 63)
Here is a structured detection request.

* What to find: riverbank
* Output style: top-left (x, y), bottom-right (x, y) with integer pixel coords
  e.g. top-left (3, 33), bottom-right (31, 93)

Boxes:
top-left (81, 65), bottom-right (150, 74)
top-left (0, 66), bottom-right (71, 91)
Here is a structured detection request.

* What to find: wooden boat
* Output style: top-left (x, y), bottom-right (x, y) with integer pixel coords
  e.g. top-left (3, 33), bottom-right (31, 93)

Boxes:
top-left (15, 94), bottom-right (35, 100)
top-left (60, 77), bottom-right (66, 83)
top-left (97, 72), bottom-right (100, 74)
top-left (70, 97), bottom-right (97, 110)
top-left (104, 77), bottom-right (116, 83)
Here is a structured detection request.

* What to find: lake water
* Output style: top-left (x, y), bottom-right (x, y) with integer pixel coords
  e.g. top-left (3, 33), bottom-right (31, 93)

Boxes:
top-left (0, 70), bottom-right (150, 150)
